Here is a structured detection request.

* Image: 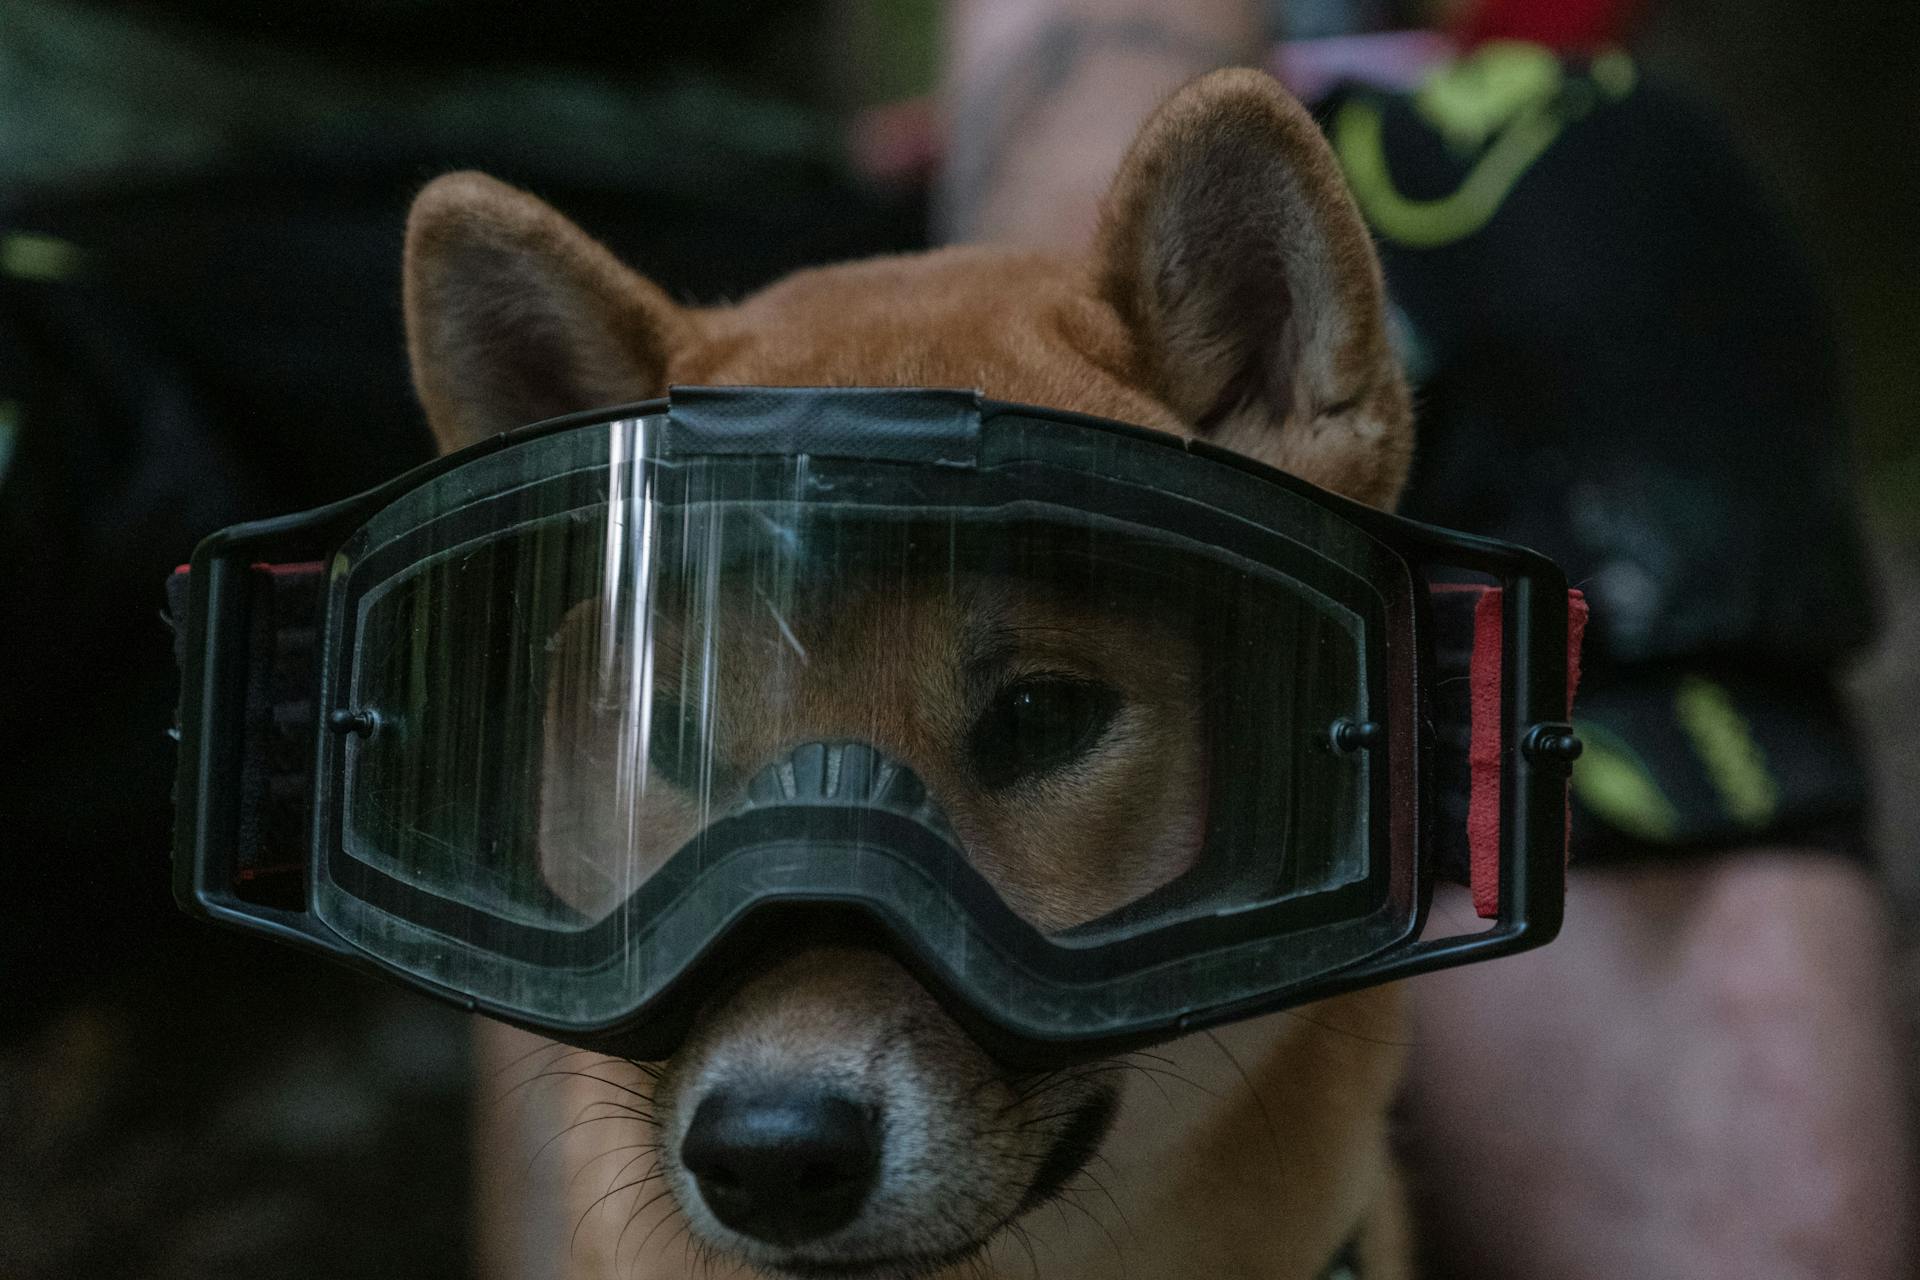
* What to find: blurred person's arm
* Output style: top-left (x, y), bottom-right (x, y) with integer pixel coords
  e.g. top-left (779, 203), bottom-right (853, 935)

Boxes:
top-left (938, 0), bottom-right (1262, 248)
top-left (1406, 859), bottom-right (1914, 1279)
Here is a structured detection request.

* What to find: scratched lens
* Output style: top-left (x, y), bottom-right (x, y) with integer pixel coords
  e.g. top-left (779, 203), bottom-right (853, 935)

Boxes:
top-left (340, 427), bottom-right (1371, 939)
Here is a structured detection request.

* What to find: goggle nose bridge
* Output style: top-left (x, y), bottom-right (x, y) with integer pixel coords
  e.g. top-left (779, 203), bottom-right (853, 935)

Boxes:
top-left (737, 740), bottom-right (959, 842)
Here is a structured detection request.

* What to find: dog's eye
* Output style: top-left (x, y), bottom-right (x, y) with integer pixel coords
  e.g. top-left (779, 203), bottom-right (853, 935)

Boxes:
top-left (969, 677), bottom-right (1120, 790)
top-left (645, 696), bottom-right (710, 791)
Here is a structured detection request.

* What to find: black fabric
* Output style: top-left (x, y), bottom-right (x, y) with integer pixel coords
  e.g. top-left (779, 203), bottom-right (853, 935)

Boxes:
top-left (240, 567), bottom-right (323, 908)
top-left (1426, 587), bottom-right (1484, 890)
top-left (1320, 58), bottom-right (1877, 860)
top-left (1564, 662), bottom-right (1871, 859)
top-left (80, 0), bottom-right (826, 94)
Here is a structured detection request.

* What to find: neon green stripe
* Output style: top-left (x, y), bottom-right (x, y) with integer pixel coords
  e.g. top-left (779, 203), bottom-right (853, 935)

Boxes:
top-left (1, 232), bottom-right (84, 281)
top-left (1674, 677), bottom-right (1779, 827)
top-left (1570, 720), bottom-right (1681, 842)
top-left (1591, 49), bottom-right (1638, 100)
top-left (1415, 41), bottom-right (1563, 148)
top-left (1332, 96), bottom-right (1568, 250)
top-left (1332, 43), bottom-right (1636, 251)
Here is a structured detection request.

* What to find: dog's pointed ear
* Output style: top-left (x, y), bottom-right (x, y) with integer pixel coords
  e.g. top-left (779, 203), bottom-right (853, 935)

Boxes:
top-left (1095, 69), bottom-right (1411, 507)
top-left (404, 172), bottom-right (690, 455)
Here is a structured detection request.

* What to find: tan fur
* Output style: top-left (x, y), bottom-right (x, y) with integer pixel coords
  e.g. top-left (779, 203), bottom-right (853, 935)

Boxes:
top-left (417, 69), bottom-right (1416, 1280)
top-left (540, 578), bottom-right (1208, 930)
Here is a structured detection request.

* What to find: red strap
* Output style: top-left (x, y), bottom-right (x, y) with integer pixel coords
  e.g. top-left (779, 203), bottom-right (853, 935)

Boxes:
top-left (1467, 588), bottom-right (1588, 917)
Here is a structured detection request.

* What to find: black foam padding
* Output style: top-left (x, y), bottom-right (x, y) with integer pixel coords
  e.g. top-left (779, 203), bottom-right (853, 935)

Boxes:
top-left (1426, 588), bottom-right (1483, 889)
top-left (207, 564), bottom-right (326, 908)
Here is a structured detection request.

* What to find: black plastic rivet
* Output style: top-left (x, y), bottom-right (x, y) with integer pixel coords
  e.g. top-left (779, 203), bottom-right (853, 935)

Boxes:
top-left (328, 708), bottom-right (379, 738)
top-left (1522, 722), bottom-right (1583, 764)
top-left (1329, 719), bottom-right (1384, 752)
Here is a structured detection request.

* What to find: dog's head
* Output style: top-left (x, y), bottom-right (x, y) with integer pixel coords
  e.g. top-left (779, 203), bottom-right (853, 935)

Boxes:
top-left (406, 69), bottom-right (1410, 1280)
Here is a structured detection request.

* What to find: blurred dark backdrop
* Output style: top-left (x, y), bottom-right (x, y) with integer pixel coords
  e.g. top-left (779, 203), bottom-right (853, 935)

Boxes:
top-left (0, 3), bottom-right (924, 1275)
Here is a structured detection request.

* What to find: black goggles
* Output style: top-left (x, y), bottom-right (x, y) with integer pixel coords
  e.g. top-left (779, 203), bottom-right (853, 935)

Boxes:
top-left (168, 387), bottom-right (1585, 1066)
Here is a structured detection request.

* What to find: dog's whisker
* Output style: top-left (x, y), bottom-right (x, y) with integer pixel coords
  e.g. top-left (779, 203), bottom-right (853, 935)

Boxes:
top-left (998, 1063), bottom-right (1119, 1114)
top-left (574, 1153), bottom-right (665, 1201)
top-left (1116, 1050), bottom-right (1212, 1089)
top-left (1205, 1030), bottom-right (1286, 1169)
top-left (614, 1181), bottom-right (684, 1264)
top-left (628, 1190), bottom-right (687, 1262)
top-left (530, 1107), bottom-right (659, 1174)
top-left (692, 1232), bottom-right (718, 1280)
top-left (1011, 1218), bottom-right (1047, 1280)
top-left (495, 1049), bottom-right (625, 1103)
top-left (965, 1069), bottom-right (1019, 1104)
top-left (1070, 1165), bottom-right (1136, 1244)
top-left (524, 1066), bottom-right (661, 1106)
top-left (574, 1170), bottom-right (671, 1260)
top-left (599, 1145), bottom-right (666, 1192)
top-left (977, 1142), bottom-right (1124, 1207)
top-left (997, 1068), bottom-right (1070, 1104)
top-left (1007, 1058), bottom-right (1172, 1113)
top-left (1048, 1182), bottom-right (1130, 1264)
top-left (655, 1211), bottom-right (697, 1270)
top-left (541, 1108), bottom-right (657, 1132)
top-left (1121, 1047), bottom-right (1180, 1069)
top-left (1016, 1104), bottom-right (1099, 1128)
top-left (1112, 1062), bottom-right (1177, 1110)
top-left (491, 1037), bottom-right (590, 1079)
top-left (565, 1139), bottom-right (662, 1190)
top-left (611, 1054), bottom-right (669, 1081)
top-left (571, 1097), bottom-right (660, 1124)
top-left (1281, 1007), bottom-right (1418, 1049)
top-left (1004, 1213), bottom-right (1042, 1280)
top-left (1113, 1055), bottom-right (1222, 1103)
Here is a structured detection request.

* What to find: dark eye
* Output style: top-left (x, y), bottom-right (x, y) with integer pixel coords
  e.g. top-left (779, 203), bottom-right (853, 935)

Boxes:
top-left (646, 696), bottom-right (710, 791)
top-left (969, 677), bottom-right (1120, 790)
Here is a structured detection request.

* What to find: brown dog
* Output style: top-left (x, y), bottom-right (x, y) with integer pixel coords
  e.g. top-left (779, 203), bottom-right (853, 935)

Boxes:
top-left (405, 68), bottom-right (1416, 1280)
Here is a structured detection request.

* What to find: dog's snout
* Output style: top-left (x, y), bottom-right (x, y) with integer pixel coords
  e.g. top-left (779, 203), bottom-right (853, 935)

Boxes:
top-left (681, 1085), bottom-right (881, 1245)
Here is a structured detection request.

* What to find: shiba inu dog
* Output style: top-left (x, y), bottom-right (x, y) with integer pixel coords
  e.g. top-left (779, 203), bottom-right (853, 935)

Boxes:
top-left (405, 68), bottom-right (1416, 1280)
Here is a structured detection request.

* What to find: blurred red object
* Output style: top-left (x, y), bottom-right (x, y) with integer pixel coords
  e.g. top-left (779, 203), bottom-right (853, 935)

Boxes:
top-left (850, 97), bottom-right (944, 186)
top-left (1456, 0), bottom-right (1644, 50)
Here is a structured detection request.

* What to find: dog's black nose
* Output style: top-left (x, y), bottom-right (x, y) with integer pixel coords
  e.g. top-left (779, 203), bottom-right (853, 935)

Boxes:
top-left (681, 1086), bottom-right (881, 1245)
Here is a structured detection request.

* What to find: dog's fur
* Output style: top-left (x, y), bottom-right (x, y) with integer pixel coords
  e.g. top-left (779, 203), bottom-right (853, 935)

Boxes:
top-left (411, 69), bottom-right (1417, 1280)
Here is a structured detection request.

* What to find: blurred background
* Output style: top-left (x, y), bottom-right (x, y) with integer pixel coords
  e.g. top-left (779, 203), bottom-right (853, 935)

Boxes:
top-left (0, 0), bottom-right (1912, 1276)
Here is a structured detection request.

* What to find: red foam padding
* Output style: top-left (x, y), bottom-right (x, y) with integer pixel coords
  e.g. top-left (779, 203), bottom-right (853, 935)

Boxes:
top-left (172, 561), bottom-right (326, 578)
top-left (1468, 589), bottom-right (1587, 918)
